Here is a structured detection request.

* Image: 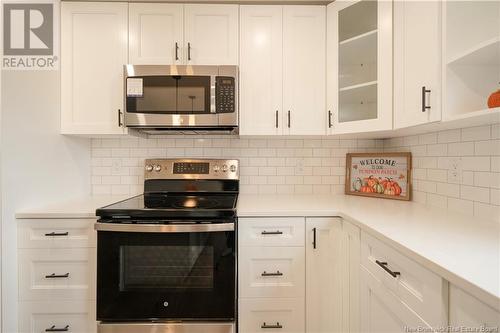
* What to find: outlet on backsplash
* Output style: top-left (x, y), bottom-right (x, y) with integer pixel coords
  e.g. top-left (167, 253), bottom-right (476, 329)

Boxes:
top-left (448, 157), bottom-right (462, 184)
top-left (295, 158), bottom-right (305, 175)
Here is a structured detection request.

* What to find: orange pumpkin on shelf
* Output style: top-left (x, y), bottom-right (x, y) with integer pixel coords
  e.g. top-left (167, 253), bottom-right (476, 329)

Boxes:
top-left (488, 89), bottom-right (500, 109)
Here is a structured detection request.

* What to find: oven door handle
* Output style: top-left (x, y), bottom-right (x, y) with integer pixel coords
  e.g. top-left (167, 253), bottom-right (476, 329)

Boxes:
top-left (94, 222), bottom-right (234, 233)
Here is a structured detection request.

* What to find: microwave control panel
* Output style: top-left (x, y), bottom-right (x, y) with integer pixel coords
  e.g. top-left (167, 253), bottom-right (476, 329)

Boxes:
top-left (215, 76), bottom-right (235, 113)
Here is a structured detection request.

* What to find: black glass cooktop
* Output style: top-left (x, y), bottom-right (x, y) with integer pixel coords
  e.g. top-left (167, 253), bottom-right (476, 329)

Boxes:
top-left (96, 194), bottom-right (238, 220)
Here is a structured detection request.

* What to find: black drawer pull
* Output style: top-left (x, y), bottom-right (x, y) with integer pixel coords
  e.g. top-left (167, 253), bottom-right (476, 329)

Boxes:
top-left (45, 273), bottom-right (70, 279)
top-left (261, 322), bottom-right (282, 329)
top-left (375, 260), bottom-right (401, 278)
top-left (312, 227), bottom-right (317, 249)
top-left (261, 271), bottom-right (283, 277)
top-left (261, 231), bottom-right (283, 235)
top-left (45, 325), bottom-right (69, 332)
top-left (44, 232), bottom-right (69, 237)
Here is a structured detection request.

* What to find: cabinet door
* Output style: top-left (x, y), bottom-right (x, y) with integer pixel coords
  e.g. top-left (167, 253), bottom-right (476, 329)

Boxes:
top-left (327, 0), bottom-right (392, 134)
top-left (305, 218), bottom-right (343, 333)
top-left (61, 2), bottom-right (127, 135)
top-left (394, 1), bottom-right (442, 129)
top-left (129, 3), bottom-right (183, 65)
top-left (342, 221), bottom-right (361, 333)
top-left (449, 285), bottom-right (500, 330)
top-left (240, 6), bottom-right (283, 135)
top-left (184, 4), bottom-right (239, 65)
top-left (283, 6), bottom-right (326, 135)
top-left (360, 266), bottom-right (432, 333)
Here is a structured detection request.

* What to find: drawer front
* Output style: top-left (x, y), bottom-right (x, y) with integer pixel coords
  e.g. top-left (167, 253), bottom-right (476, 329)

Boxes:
top-left (360, 266), bottom-right (432, 332)
top-left (18, 219), bottom-right (96, 249)
top-left (18, 300), bottom-right (96, 333)
top-left (239, 298), bottom-right (305, 333)
top-left (19, 248), bottom-right (96, 301)
top-left (239, 247), bottom-right (305, 298)
top-left (239, 217), bottom-right (305, 247)
top-left (450, 285), bottom-right (500, 328)
top-left (361, 232), bottom-right (447, 327)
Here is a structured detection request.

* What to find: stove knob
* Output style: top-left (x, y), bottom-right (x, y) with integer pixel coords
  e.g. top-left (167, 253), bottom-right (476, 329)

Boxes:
top-left (213, 165), bottom-right (220, 173)
top-left (222, 164), bottom-right (228, 172)
top-left (154, 165), bottom-right (162, 172)
top-left (145, 165), bottom-right (153, 172)
top-left (230, 164), bottom-right (237, 172)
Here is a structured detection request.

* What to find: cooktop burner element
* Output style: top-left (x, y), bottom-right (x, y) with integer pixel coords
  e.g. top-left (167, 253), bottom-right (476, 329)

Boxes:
top-left (96, 159), bottom-right (239, 220)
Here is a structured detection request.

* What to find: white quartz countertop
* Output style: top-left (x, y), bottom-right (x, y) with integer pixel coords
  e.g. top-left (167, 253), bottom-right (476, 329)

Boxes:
top-left (14, 195), bottom-right (132, 219)
top-left (16, 193), bottom-right (500, 311)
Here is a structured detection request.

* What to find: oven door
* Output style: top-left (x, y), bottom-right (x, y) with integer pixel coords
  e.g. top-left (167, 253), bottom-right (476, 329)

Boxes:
top-left (95, 222), bottom-right (236, 322)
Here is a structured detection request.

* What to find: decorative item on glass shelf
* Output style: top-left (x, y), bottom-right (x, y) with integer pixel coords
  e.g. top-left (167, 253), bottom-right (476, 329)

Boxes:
top-left (487, 89), bottom-right (500, 109)
top-left (345, 152), bottom-right (412, 201)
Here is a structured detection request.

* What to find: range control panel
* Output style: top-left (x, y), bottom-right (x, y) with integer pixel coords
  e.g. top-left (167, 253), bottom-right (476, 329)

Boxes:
top-left (215, 76), bottom-right (235, 114)
top-left (145, 159), bottom-right (239, 180)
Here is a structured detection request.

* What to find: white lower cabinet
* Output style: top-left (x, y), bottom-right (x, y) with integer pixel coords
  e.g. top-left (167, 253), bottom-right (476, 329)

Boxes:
top-left (239, 298), bottom-right (305, 333)
top-left (17, 218), bottom-right (97, 333)
top-left (305, 218), bottom-right (343, 333)
top-left (360, 231), bottom-right (448, 332)
top-left (19, 301), bottom-right (96, 333)
top-left (360, 267), bottom-right (432, 333)
top-left (239, 217), bottom-right (360, 333)
top-left (449, 285), bottom-right (500, 330)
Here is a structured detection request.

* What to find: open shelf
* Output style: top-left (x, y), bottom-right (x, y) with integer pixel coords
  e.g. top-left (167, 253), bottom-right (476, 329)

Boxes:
top-left (339, 80), bottom-right (377, 92)
top-left (339, 29), bottom-right (377, 46)
top-left (448, 37), bottom-right (500, 66)
top-left (445, 107), bottom-right (500, 122)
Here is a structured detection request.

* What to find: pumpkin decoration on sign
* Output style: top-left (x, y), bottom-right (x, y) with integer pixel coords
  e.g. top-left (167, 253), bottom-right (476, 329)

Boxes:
top-left (488, 89), bottom-right (500, 109)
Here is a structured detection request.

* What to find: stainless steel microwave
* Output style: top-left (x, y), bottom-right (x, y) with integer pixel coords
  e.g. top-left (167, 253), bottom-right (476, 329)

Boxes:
top-left (124, 65), bottom-right (238, 135)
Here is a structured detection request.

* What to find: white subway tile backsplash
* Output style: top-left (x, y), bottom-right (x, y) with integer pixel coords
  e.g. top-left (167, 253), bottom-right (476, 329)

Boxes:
top-left (90, 124), bottom-right (500, 221)
top-left (461, 125), bottom-right (491, 141)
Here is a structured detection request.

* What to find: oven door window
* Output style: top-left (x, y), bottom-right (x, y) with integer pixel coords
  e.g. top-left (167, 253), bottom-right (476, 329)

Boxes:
top-left (120, 245), bottom-right (214, 291)
top-left (97, 230), bottom-right (235, 321)
top-left (127, 76), bottom-right (211, 114)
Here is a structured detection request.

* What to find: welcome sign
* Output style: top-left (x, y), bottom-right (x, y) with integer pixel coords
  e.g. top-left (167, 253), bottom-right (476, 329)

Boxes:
top-left (345, 152), bottom-right (412, 201)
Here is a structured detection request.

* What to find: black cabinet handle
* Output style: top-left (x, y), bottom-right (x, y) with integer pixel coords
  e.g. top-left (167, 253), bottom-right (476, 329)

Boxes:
top-left (261, 230), bottom-right (283, 235)
top-left (117, 109), bottom-right (123, 127)
top-left (287, 110), bottom-right (291, 128)
top-left (261, 322), bottom-right (283, 329)
top-left (313, 227), bottom-right (317, 249)
top-left (45, 325), bottom-right (69, 332)
top-left (275, 110), bottom-right (279, 128)
top-left (45, 273), bottom-right (70, 279)
top-left (44, 232), bottom-right (69, 237)
top-left (187, 42), bottom-right (191, 61)
top-left (175, 42), bottom-right (179, 61)
top-left (261, 271), bottom-right (283, 277)
top-left (375, 260), bottom-right (401, 278)
top-left (421, 86), bottom-right (431, 112)
top-left (328, 110), bottom-right (332, 128)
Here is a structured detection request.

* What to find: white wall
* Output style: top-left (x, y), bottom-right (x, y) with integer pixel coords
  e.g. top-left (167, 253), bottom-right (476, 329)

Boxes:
top-left (0, 70), bottom-right (91, 333)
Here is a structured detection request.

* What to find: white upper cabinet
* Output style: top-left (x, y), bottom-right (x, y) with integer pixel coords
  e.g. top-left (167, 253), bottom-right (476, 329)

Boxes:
top-left (240, 6), bottom-right (283, 135)
top-left (184, 4), bottom-right (239, 65)
top-left (129, 3), bottom-right (183, 65)
top-left (61, 2), bottom-right (128, 135)
top-left (283, 6), bottom-right (326, 135)
top-left (327, 0), bottom-right (392, 134)
top-left (394, 1), bottom-right (442, 129)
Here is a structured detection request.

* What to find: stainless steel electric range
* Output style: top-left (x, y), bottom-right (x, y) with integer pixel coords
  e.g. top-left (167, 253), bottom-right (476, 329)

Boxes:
top-left (95, 159), bottom-right (238, 333)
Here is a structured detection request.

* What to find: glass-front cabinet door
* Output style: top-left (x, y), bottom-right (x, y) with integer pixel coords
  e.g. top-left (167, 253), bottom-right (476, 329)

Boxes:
top-left (326, 0), bottom-right (393, 134)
